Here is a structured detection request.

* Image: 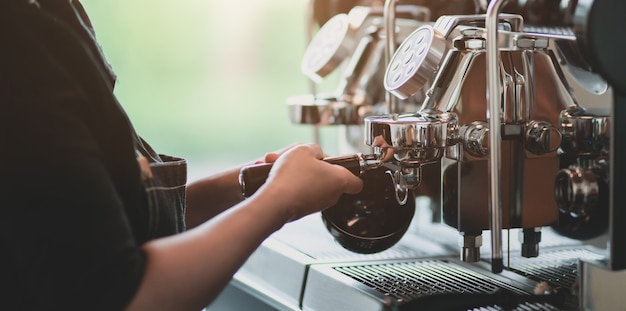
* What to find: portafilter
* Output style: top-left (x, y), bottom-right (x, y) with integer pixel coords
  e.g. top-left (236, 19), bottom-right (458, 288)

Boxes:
top-left (239, 153), bottom-right (416, 254)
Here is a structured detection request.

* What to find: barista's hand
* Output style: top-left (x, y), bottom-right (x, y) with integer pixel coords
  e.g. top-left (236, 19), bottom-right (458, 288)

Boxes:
top-left (256, 144), bottom-right (363, 222)
top-left (259, 142), bottom-right (324, 164)
top-left (260, 144), bottom-right (297, 164)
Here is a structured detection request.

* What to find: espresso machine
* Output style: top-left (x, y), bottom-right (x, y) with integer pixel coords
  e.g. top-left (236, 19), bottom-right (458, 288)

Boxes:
top-left (224, 0), bottom-right (626, 310)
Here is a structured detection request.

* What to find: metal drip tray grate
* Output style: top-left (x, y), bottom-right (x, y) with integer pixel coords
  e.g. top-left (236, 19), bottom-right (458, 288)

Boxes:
top-left (506, 248), bottom-right (605, 290)
top-left (468, 303), bottom-right (560, 311)
top-left (331, 260), bottom-right (561, 311)
top-left (333, 259), bottom-right (515, 302)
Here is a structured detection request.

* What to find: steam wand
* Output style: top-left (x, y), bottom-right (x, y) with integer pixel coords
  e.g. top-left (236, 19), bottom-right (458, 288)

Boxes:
top-left (486, 0), bottom-right (507, 274)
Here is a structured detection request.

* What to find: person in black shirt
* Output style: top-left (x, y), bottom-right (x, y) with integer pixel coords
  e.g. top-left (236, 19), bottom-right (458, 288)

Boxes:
top-left (0, 1), bottom-right (363, 310)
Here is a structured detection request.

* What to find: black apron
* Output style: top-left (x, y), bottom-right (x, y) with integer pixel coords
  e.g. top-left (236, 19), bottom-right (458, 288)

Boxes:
top-left (135, 137), bottom-right (188, 238)
top-left (14, 0), bottom-right (189, 239)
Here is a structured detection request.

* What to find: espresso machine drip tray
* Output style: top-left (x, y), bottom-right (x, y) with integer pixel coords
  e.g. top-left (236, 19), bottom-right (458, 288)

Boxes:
top-left (228, 209), bottom-right (605, 311)
top-left (304, 248), bottom-right (603, 311)
top-left (304, 259), bottom-right (562, 311)
top-left (507, 248), bottom-right (605, 290)
top-left (231, 212), bottom-right (455, 310)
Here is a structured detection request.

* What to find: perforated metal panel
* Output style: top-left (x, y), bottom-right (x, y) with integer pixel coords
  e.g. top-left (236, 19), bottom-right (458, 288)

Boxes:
top-left (333, 259), bottom-right (564, 310)
top-left (334, 260), bottom-right (516, 302)
top-left (468, 303), bottom-right (559, 311)
top-left (507, 248), bottom-right (604, 289)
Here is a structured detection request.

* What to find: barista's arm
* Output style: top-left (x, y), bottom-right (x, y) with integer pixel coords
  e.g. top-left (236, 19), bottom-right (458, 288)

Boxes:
top-left (127, 144), bottom-right (363, 311)
top-left (184, 167), bottom-right (244, 228)
top-left (184, 146), bottom-right (290, 228)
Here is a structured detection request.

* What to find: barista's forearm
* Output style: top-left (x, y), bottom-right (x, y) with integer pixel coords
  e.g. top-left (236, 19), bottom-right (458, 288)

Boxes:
top-left (185, 167), bottom-right (245, 228)
top-left (127, 189), bottom-right (290, 311)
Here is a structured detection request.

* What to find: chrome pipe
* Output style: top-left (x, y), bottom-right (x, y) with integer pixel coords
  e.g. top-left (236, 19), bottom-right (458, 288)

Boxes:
top-left (305, 0), bottom-right (321, 145)
top-left (486, 0), bottom-right (508, 274)
top-left (384, 0), bottom-right (399, 114)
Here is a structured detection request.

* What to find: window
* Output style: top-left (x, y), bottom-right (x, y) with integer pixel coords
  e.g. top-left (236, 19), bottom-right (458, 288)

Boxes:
top-left (82, 0), bottom-right (337, 180)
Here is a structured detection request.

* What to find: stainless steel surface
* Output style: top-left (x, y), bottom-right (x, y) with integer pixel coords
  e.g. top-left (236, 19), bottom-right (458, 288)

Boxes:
top-left (580, 259), bottom-right (626, 311)
top-left (519, 227), bottom-right (542, 258)
top-left (460, 232), bottom-right (483, 262)
top-left (232, 212), bottom-right (455, 310)
top-left (376, 10), bottom-right (597, 262)
top-left (365, 111), bottom-right (458, 164)
top-left (525, 120), bottom-right (561, 155)
top-left (363, 110), bottom-right (458, 204)
top-left (291, 6), bottom-right (425, 126)
top-left (486, 0), bottom-right (509, 275)
top-left (301, 257), bottom-right (560, 311)
top-left (383, 0), bottom-right (399, 114)
top-left (461, 121), bottom-right (490, 157)
top-left (555, 165), bottom-right (601, 218)
top-left (301, 13), bottom-right (355, 83)
top-left (296, 232), bottom-right (604, 310)
top-left (559, 111), bottom-right (610, 155)
top-left (384, 25), bottom-right (446, 100)
top-left (229, 210), bottom-right (606, 310)
top-left (235, 237), bottom-right (314, 310)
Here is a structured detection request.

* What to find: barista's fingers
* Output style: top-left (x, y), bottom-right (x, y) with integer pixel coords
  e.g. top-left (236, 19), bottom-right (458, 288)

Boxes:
top-left (263, 152), bottom-right (280, 163)
top-left (344, 177), bottom-right (364, 195)
top-left (265, 143), bottom-right (316, 163)
top-left (333, 165), bottom-right (363, 195)
top-left (304, 143), bottom-right (325, 160)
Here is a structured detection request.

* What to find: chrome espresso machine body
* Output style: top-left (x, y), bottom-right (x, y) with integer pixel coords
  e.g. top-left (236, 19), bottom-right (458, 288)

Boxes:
top-left (224, 1), bottom-right (626, 310)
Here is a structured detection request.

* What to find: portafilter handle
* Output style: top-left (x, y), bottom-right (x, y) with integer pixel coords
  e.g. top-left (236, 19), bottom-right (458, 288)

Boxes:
top-left (239, 153), bottom-right (382, 197)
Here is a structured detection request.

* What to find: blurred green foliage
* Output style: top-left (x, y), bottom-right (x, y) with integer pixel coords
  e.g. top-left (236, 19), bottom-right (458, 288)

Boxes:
top-left (81, 0), bottom-right (337, 178)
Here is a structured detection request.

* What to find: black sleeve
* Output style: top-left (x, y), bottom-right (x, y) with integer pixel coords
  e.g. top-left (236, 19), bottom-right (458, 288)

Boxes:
top-left (0, 2), bottom-right (147, 310)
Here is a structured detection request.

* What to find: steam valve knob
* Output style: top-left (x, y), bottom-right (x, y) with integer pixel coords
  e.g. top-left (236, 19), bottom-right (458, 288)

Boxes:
top-left (462, 121), bottom-right (490, 157)
top-left (525, 120), bottom-right (561, 155)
